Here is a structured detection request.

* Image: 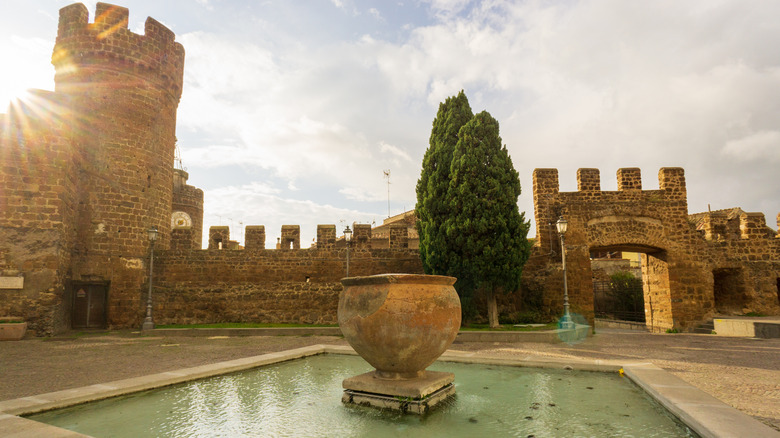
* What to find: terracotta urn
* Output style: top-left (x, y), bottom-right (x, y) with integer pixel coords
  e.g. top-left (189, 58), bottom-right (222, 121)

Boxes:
top-left (339, 274), bottom-right (461, 379)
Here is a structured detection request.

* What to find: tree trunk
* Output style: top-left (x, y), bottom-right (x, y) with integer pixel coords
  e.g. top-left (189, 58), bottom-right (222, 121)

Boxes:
top-left (487, 288), bottom-right (499, 328)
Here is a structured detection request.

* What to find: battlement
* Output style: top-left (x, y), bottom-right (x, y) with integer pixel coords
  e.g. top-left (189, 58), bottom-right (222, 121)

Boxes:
top-left (533, 167), bottom-right (687, 196)
top-left (281, 225), bottom-right (300, 250)
top-left (54, 2), bottom-right (184, 101)
top-left (208, 226), bottom-right (230, 249)
top-left (576, 168), bottom-right (600, 191)
top-left (739, 212), bottom-right (772, 240)
top-left (245, 226), bottom-right (266, 250)
top-left (316, 225), bottom-right (336, 249)
top-left (690, 208), bottom-right (778, 241)
top-left (201, 224), bottom-right (412, 251)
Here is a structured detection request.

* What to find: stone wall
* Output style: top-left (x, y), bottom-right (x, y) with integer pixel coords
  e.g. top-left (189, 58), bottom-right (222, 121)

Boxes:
top-left (152, 248), bottom-right (423, 324)
top-left (154, 282), bottom-right (343, 325)
top-left (0, 92), bottom-right (78, 335)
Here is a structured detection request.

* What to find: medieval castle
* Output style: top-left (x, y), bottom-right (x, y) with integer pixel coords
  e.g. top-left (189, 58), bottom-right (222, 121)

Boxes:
top-left (1, 3), bottom-right (778, 336)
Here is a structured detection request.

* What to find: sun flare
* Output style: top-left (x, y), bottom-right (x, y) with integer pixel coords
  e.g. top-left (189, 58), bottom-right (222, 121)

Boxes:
top-left (0, 86), bottom-right (33, 112)
top-left (0, 37), bottom-right (56, 113)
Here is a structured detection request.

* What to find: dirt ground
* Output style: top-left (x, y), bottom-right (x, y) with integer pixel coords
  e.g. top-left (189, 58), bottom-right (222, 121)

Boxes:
top-left (1, 328), bottom-right (778, 431)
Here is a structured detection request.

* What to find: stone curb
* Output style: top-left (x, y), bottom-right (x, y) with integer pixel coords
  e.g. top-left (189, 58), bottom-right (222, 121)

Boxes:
top-left (622, 363), bottom-right (779, 438)
top-left (713, 319), bottom-right (780, 339)
top-left (149, 327), bottom-right (344, 337)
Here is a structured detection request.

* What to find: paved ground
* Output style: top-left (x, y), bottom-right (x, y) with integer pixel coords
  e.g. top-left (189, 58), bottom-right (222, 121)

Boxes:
top-left (1, 328), bottom-right (778, 431)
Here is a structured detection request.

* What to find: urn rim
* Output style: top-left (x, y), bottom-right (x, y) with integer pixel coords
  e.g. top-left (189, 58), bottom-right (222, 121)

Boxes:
top-left (341, 273), bottom-right (456, 287)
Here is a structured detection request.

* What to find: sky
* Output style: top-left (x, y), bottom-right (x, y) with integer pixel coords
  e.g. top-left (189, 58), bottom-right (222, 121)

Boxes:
top-left (1, 0), bottom-right (778, 248)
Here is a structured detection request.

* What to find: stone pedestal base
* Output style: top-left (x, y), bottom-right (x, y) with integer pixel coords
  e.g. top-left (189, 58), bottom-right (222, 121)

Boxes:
top-left (342, 370), bottom-right (455, 415)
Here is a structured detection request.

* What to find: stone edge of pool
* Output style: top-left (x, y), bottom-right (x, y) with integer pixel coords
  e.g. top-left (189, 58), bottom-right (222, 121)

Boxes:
top-left (0, 345), bottom-right (776, 438)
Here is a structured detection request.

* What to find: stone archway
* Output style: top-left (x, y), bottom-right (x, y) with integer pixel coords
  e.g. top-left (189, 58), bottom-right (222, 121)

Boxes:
top-left (588, 243), bottom-right (671, 331)
top-left (528, 167), bottom-right (712, 332)
top-left (585, 221), bottom-right (675, 331)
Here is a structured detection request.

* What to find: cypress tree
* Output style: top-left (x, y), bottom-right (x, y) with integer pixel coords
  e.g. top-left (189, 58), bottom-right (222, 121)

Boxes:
top-left (415, 91), bottom-right (473, 276)
top-left (444, 111), bottom-right (531, 327)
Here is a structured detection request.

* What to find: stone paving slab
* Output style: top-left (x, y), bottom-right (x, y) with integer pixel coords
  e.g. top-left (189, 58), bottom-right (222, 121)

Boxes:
top-left (0, 413), bottom-right (89, 437)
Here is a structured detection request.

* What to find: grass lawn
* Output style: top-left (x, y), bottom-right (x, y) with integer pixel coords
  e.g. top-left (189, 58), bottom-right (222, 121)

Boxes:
top-left (156, 322), bottom-right (339, 329)
top-left (459, 322), bottom-right (557, 331)
top-left (155, 322), bottom-right (558, 331)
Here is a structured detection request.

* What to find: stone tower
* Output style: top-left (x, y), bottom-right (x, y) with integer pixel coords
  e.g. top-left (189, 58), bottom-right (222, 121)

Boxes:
top-left (56, 3), bottom-right (184, 329)
top-left (51, 3), bottom-right (185, 328)
top-left (1, 2), bottom-right (186, 334)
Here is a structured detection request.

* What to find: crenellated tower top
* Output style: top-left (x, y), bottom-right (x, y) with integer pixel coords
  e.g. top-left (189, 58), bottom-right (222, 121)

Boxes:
top-left (53, 2), bottom-right (185, 102)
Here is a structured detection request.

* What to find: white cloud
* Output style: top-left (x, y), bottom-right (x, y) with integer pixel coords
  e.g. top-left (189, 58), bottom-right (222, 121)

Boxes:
top-left (177, 29), bottom-right (423, 210)
top-left (422, 0), bottom-right (471, 19)
top-left (176, 0), bottom-right (780, 237)
top-left (368, 8), bottom-right (383, 21)
top-left (379, 141), bottom-right (412, 163)
top-left (722, 131), bottom-right (780, 163)
top-left (339, 186), bottom-right (383, 202)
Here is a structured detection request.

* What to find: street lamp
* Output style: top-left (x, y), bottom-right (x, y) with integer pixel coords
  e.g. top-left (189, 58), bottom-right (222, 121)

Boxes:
top-left (344, 225), bottom-right (353, 277)
top-left (556, 216), bottom-right (574, 330)
top-left (142, 226), bottom-right (158, 330)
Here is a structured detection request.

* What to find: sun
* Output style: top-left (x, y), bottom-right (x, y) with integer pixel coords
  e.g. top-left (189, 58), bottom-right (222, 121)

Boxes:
top-left (0, 83), bottom-right (33, 111)
top-left (0, 37), bottom-right (56, 113)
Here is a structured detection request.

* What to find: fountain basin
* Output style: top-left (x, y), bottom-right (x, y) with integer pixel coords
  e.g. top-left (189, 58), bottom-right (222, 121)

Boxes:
top-left (25, 354), bottom-right (694, 437)
top-left (2, 345), bottom-right (777, 437)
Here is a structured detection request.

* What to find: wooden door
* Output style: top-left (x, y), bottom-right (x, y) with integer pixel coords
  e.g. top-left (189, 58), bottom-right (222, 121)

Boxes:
top-left (72, 284), bottom-right (107, 329)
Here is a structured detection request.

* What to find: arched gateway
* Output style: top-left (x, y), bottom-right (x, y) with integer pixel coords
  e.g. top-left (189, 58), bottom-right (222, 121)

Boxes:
top-left (525, 167), bottom-right (780, 332)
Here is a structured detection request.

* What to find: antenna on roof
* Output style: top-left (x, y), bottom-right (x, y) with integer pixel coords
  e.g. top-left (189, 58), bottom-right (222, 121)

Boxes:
top-left (383, 169), bottom-right (391, 218)
top-left (174, 142), bottom-right (186, 171)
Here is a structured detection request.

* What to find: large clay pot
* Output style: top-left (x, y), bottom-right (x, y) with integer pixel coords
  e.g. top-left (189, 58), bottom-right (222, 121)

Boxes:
top-left (339, 274), bottom-right (461, 379)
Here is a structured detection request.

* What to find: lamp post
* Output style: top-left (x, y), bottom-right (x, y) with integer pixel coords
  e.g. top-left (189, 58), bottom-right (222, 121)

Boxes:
top-left (556, 216), bottom-right (574, 330)
top-left (142, 226), bottom-right (158, 331)
top-left (344, 225), bottom-right (352, 277)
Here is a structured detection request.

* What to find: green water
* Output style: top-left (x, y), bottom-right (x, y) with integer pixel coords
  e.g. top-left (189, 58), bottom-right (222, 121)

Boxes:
top-left (29, 355), bottom-right (696, 437)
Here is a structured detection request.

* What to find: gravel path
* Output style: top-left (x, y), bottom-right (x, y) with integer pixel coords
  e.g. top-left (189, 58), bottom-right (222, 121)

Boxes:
top-left (1, 329), bottom-right (778, 431)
